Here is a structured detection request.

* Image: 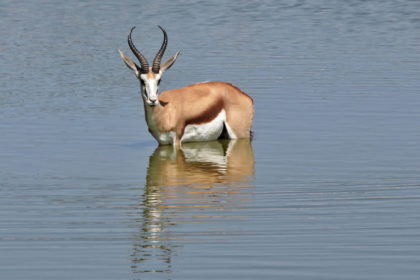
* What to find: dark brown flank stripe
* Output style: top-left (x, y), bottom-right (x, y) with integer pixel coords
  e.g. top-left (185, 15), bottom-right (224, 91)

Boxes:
top-left (185, 98), bottom-right (224, 125)
top-left (159, 100), bottom-right (168, 106)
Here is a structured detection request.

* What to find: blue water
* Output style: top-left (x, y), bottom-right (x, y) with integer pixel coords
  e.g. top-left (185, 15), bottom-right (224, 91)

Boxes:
top-left (1, 0), bottom-right (420, 279)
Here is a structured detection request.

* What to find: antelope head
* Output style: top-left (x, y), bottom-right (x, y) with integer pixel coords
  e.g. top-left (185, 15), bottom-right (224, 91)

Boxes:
top-left (119, 26), bottom-right (181, 106)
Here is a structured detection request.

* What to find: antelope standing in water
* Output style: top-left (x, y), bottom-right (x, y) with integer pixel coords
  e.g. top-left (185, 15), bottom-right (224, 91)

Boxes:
top-left (119, 26), bottom-right (254, 147)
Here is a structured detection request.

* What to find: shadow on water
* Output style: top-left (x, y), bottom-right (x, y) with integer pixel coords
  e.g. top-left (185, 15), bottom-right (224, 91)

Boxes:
top-left (130, 139), bottom-right (254, 275)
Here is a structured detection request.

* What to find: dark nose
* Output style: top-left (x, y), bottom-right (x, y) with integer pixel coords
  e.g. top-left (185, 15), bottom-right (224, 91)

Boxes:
top-left (150, 98), bottom-right (157, 104)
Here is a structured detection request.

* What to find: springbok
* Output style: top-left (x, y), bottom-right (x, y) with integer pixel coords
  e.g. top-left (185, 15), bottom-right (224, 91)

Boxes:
top-left (119, 26), bottom-right (254, 147)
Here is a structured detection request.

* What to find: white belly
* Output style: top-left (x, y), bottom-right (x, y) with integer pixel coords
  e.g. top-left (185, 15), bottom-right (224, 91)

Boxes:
top-left (181, 110), bottom-right (226, 143)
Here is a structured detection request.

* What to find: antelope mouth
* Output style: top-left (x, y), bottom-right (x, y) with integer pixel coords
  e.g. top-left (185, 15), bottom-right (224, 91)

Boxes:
top-left (146, 99), bottom-right (158, 106)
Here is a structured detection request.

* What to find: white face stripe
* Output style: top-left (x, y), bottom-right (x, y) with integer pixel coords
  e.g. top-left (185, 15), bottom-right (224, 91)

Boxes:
top-left (140, 73), bottom-right (162, 105)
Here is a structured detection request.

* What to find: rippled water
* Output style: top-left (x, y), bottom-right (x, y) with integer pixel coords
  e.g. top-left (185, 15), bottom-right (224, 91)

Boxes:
top-left (1, 0), bottom-right (420, 279)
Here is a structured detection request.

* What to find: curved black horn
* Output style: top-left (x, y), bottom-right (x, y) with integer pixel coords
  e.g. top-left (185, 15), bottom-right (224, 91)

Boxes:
top-left (152, 25), bottom-right (168, 73)
top-left (128, 26), bottom-right (149, 73)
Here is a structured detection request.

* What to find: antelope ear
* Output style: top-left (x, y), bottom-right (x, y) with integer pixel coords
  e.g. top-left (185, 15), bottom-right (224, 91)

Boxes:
top-left (119, 49), bottom-right (140, 76)
top-left (160, 50), bottom-right (181, 72)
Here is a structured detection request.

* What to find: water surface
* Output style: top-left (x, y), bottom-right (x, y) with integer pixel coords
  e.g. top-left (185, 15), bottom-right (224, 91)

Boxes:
top-left (1, 0), bottom-right (420, 279)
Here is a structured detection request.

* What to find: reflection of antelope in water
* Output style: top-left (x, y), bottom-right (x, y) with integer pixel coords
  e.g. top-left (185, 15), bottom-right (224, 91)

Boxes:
top-left (147, 139), bottom-right (254, 189)
top-left (130, 140), bottom-right (254, 275)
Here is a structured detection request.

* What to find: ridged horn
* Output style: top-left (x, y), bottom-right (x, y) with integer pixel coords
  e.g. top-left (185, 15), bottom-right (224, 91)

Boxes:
top-left (152, 25), bottom-right (168, 74)
top-left (128, 26), bottom-right (149, 74)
